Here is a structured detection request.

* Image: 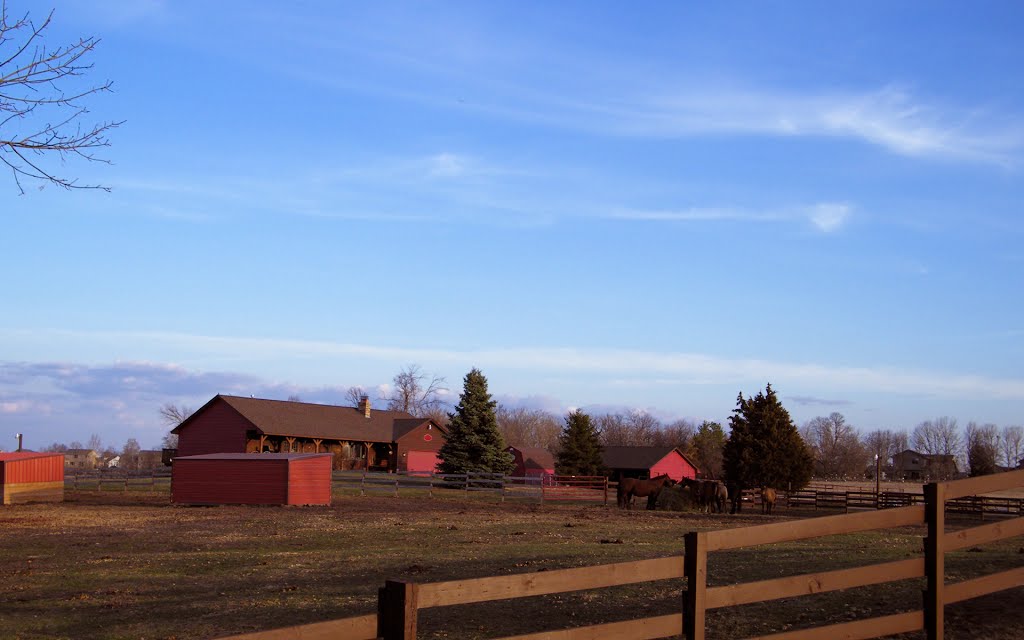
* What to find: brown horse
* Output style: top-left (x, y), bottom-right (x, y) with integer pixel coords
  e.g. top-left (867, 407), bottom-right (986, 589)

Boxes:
top-left (761, 487), bottom-right (777, 515)
top-left (682, 478), bottom-right (729, 514)
top-left (617, 474), bottom-right (675, 510)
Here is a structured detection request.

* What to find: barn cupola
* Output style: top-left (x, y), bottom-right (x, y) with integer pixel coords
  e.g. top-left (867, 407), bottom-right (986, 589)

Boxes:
top-left (359, 395), bottom-right (371, 418)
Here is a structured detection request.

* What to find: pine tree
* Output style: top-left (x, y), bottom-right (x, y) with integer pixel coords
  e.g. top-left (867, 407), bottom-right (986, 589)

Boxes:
top-left (723, 384), bottom-right (813, 499)
top-left (437, 368), bottom-right (514, 474)
top-left (691, 420), bottom-right (726, 479)
top-left (555, 410), bottom-right (604, 476)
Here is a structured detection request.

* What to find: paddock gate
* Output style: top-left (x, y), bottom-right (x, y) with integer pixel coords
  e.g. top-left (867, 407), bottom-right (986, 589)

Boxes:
top-left (218, 468), bottom-right (1024, 640)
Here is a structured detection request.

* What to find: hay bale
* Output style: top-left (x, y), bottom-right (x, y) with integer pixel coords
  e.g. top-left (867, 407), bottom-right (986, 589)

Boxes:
top-left (655, 484), bottom-right (697, 511)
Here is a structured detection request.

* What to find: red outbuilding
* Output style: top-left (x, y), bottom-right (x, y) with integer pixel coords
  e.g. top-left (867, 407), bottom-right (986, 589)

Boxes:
top-left (506, 446), bottom-right (556, 478)
top-left (0, 452), bottom-right (65, 505)
top-left (601, 446), bottom-right (700, 483)
top-left (172, 453), bottom-right (332, 506)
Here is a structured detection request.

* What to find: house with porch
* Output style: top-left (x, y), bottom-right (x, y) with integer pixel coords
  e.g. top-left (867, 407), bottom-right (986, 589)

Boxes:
top-left (172, 395), bottom-right (446, 473)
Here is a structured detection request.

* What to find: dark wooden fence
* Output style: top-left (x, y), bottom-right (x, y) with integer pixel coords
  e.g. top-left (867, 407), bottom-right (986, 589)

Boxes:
top-left (217, 468), bottom-right (1024, 640)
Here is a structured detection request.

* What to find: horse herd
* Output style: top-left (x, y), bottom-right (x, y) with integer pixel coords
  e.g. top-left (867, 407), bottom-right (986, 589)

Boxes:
top-left (616, 475), bottom-right (778, 515)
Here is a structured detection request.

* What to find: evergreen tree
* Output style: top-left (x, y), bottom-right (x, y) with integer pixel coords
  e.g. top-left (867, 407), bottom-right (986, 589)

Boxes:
top-left (555, 410), bottom-right (604, 476)
top-left (723, 384), bottom-right (813, 499)
top-left (437, 368), bottom-right (514, 474)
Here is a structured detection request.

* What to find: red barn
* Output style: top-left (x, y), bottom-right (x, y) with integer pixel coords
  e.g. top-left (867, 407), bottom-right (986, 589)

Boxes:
top-left (601, 446), bottom-right (699, 483)
top-left (172, 395), bottom-right (445, 473)
top-left (506, 446), bottom-right (556, 478)
top-left (172, 453), bottom-right (332, 506)
top-left (1, 452), bottom-right (65, 505)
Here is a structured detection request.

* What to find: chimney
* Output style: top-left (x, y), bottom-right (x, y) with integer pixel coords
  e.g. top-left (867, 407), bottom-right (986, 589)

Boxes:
top-left (16, 433), bottom-right (23, 452)
top-left (359, 395), bottom-right (371, 418)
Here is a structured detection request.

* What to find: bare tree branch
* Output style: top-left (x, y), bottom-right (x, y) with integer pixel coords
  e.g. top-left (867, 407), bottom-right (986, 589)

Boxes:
top-left (0, 2), bottom-right (122, 193)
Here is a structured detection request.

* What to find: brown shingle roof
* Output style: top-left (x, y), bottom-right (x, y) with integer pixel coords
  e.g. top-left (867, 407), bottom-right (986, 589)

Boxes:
top-left (176, 395), bottom-right (434, 444)
top-left (509, 446), bottom-right (555, 471)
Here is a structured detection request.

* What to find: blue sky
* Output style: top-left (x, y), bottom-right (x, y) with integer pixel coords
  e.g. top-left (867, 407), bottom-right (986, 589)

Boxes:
top-left (3, 1), bottom-right (1024, 450)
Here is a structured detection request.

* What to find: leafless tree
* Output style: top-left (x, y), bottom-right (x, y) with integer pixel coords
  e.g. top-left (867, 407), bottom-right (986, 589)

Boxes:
top-left (345, 386), bottom-right (367, 407)
top-left (1001, 425), bottom-right (1023, 469)
top-left (597, 411), bottom-right (664, 446)
top-left (384, 364), bottom-right (449, 417)
top-left (912, 417), bottom-right (962, 457)
top-left (159, 403), bottom-right (193, 427)
top-left (965, 422), bottom-right (1001, 476)
top-left (86, 433), bottom-right (102, 451)
top-left (120, 437), bottom-right (141, 471)
top-left (653, 418), bottom-right (695, 450)
top-left (0, 3), bottom-right (122, 193)
top-left (159, 403), bottom-right (193, 448)
top-left (287, 394), bottom-right (302, 402)
top-left (496, 405), bottom-right (561, 451)
top-left (802, 412), bottom-right (866, 479)
top-left (864, 428), bottom-right (909, 465)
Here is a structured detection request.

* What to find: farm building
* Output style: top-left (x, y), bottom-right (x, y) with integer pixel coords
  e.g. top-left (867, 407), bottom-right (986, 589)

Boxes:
top-left (601, 446), bottom-right (699, 483)
top-left (506, 446), bottom-right (555, 478)
top-left (172, 452), bottom-right (332, 506)
top-left (64, 448), bottom-right (100, 470)
top-left (1, 452), bottom-right (65, 505)
top-left (892, 449), bottom-right (959, 481)
top-left (172, 395), bottom-right (445, 473)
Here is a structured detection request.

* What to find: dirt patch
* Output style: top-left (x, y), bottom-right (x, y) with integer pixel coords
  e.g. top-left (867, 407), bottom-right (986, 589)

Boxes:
top-left (0, 491), bottom-right (1021, 639)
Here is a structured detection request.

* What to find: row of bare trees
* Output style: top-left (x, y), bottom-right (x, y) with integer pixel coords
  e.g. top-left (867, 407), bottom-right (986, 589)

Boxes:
top-left (802, 412), bottom-right (1024, 480)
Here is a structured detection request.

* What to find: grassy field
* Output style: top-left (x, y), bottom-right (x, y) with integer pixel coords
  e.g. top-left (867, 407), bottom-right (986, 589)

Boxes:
top-left (1, 491), bottom-right (1022, 640)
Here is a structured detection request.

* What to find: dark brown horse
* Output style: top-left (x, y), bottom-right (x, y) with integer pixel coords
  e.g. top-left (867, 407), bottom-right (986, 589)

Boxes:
top-left (617, 474), bottom-right (675, 510)
top-left (683, 478), bottom-right (728, 513)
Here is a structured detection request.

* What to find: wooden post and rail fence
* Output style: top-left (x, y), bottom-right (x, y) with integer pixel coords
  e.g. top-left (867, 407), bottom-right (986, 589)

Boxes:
top-left (222, 468), bottom-right (1024, 640)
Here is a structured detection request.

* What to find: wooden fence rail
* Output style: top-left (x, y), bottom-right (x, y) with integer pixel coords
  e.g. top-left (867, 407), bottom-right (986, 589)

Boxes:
top-left (217, 468), bottom-right (1024, 640)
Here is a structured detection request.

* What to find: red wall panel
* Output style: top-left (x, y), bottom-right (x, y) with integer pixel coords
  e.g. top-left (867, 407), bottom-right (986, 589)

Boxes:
top-left (286, 455), bottom-right (332, 505)
top-left (650, 453), bottom-right (697, 482)
top-left (0, 453), bottom-right (65, 484)
top-left (172, 454), bottom-right (331, 505)
top-left (176, 400), bottom-right (253, 456)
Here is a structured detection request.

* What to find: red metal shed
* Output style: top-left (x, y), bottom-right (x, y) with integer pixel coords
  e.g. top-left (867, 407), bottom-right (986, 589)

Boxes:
top-left (172, 453), bottom-right (332, 506)
top-left (0, 452), bottom-right (65, 505)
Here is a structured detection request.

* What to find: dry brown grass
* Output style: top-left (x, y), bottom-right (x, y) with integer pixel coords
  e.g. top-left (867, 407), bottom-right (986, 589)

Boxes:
top-left (0, 491), bottom-right (1021, 640)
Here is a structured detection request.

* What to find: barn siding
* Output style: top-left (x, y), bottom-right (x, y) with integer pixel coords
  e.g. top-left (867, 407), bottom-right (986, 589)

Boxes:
top-left (286, 456), bottom-right (332, 505)
top-left (176, 400), bottom-right (254, 457)
top-left (396, 423), bottom-right (444, 473)
top-left (650, 453), bottom-right (697, 482)
top-left (0, 453), bottom-right (65, 505)
top-left (172, 454), bottom-right (332, 506)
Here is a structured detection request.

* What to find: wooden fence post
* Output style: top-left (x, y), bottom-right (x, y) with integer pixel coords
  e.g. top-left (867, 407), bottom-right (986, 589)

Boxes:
top-left (378, 580), bottom-right (419, 640)
top-left (683, 531), bottom-right (707, 640)
top-left (924, 482), bottom-right (945, 640)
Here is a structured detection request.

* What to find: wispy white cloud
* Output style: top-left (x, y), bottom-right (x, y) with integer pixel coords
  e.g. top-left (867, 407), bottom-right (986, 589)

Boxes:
top-left (609, 201), bottom-right (853, 233)
top-left (4, 328), bottom-right (1024, 401)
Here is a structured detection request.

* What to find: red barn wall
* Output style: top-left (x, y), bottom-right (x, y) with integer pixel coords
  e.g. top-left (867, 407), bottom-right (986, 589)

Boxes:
top-left (172, 454), bottom-right (332, 505)
top-left (1, 453), bottom-right (65, 505)
top-left (286, 455), bottom-right (332, 505)
top-left (650, 453), bottom-right (696, 482)
top-left (176, 400), bottom-right (253, 457)
top-left (396, 423), bottom-right (444, 473)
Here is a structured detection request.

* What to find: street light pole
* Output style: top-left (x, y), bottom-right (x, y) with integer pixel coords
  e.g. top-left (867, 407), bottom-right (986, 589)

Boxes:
top-left (875, 453), bottom-right (881, 507)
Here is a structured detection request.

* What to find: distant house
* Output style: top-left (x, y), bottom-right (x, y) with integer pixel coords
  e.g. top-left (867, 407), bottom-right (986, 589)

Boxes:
top-left (64, 449), bottom-right (99, 470)
top-left (172, 395), bottom-right (446, 473)
top-left (601, 446), bottom-right (699, 483)
top-left (506, 446), bottom-right (555, 478)
top-left (891, 449), bottom-right (959, 481)
top-left (138, 450), bottom-right (164, 469)
top-left (103, 455), bottom-right (121, 469)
